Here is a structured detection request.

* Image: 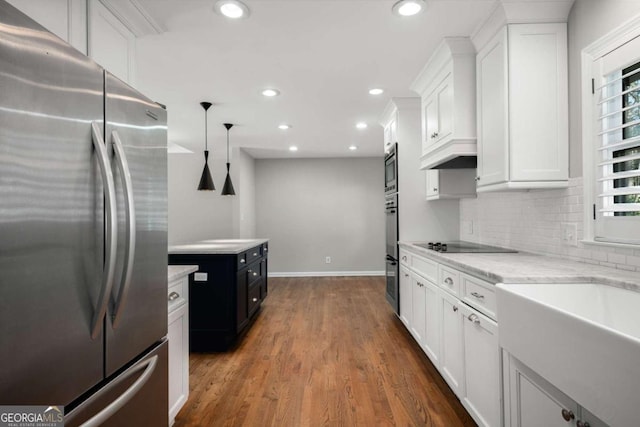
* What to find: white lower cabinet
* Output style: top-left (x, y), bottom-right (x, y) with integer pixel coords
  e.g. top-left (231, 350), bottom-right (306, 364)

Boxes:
top-left (399, 265), bottom-right (412, 328)
top-left (439, 290), bottom-right (465, 396)
top-left (398, 246), bottom-right (502, 427)
top-left (504, 352), bottom-right (608, 427)
top-left (168, 271), bottom-right (191, 426)
top-left (460, 304), bottom-right (500, 427)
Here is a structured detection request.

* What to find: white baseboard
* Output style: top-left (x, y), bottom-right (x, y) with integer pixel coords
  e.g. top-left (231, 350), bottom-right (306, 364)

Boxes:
top-left (268, 271), bottom-right (385, 278)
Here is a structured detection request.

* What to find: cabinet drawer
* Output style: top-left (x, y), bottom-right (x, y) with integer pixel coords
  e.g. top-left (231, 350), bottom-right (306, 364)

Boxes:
top-left (461, 273), bottom-right (497, 320)
top-left (168, 276), bottom-right (188, 313)
top-left (399, 249), bottom-right (410, 266)
top-left (247, 245), bottom-right (262, 264)
top-left (248, 282), bottom-right (261, 317)
top-left (247, 262), bottom-right (263, 285)
top-left (438, 265), bottom-right (460, 296)
top-left (412, 255), bottom-right (437, 283)
top-left (237, 252), bottom-right (248, 269)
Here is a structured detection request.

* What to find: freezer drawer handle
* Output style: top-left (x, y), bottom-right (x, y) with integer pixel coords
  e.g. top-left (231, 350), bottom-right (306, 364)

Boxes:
top-left (90, 122), bottom-right (118, 340)
top-left (66, 355), bottom-right (158, 427)
top-left (111, 130), bottom-right (136, 329)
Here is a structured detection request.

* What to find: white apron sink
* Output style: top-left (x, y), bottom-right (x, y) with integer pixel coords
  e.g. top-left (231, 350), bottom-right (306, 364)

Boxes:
top-left (496, 282), bottom-right (640, 427)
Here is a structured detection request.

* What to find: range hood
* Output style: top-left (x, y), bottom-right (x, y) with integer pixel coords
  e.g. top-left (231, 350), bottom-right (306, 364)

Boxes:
top-left (424, 154), bottom-right (477, 169)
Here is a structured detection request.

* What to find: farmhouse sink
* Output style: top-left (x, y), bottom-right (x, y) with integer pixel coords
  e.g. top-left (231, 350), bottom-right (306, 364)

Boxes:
top-left (496, 282), bottom-right (640, 427)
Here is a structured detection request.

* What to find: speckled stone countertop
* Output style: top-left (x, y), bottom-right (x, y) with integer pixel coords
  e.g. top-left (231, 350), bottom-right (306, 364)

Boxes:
top-left (168, 265), bottom-right (198, 281)
top-left (399, 241), bottom-right (640, 291)
top-left (169, 239), bottom-right (268, 255)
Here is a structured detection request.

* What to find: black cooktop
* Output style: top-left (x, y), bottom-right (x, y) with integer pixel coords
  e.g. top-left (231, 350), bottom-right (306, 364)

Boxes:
top-left (415, 241), bottom-right (517, 253)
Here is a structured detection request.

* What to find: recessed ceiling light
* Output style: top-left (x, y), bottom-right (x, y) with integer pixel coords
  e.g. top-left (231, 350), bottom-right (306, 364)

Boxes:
top-left (262, 88), bottom-right (280, 97)
top-left (356, 122), bottom-right (368, 129)
top-left (392, 0), bottom-right (426, 17)
top-left (278, 124), bottom-right (291, 130)
top-left (369, 88), bottom-right (384, 95)
top-left (214, 0), bottom-right (250, 19)
top-left (349, 145), bottom-right (358, 151)
top-left (289, 146), bottom-right (298, 152)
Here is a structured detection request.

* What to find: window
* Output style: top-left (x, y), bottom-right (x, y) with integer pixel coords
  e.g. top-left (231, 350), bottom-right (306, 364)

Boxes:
top-left (592, 34), bottom-right (640, 244)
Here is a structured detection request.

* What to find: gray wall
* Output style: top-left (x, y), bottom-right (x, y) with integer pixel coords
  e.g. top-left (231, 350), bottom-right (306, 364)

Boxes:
top-left (255, 157), bottom-right (385, 275)
top-left (232, 148), bottom-right (256, 238)
top-left (568, 0), bottom-right (640, 177)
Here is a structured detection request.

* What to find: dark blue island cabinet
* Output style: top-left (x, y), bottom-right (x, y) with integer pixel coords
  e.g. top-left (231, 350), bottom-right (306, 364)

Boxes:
top-left (169, 240), bottom-right (268, 351)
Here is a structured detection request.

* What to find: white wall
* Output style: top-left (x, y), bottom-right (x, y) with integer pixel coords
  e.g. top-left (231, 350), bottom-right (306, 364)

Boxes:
top-left (167, 154), bottom-right (235, 244)
top-left (255, 157), bottom-right (385, 275)
top-left (461, 0), bottom-right (640, 272)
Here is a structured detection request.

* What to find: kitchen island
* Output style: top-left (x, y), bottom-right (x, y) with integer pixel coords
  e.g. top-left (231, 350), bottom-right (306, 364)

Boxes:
top-left (169, 239), bottom-right (268, 352)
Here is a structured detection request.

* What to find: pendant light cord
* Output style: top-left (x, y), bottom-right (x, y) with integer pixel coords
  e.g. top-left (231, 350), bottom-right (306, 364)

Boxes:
top-left (226, 128), bottom-right (230, 162)
top-left (205, 110), bottom-right (208, 151)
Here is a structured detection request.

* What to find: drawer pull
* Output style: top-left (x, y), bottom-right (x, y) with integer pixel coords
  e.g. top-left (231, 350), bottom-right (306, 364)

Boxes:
top-left (248, 269), bottom-right (252, 273)
top-left (402, 255), bottom-right (407, 261)
top-left (240, 259), bottom-right (245, 264)
top-left (453, 305), bottom-right (458, 312)
top-left (252, 297), bottom-right (258, 302)
top-left (470, 292), bottom-right (485, 300)
top-left (576, 421), bottom-right (590, 427)
top-left (253, 272), bottom-right (258, 277)
top-left (168, 292), bottom-right (180, 302)
top-left (253, 252), bottom-right (258, 256)
top-left (467, 313), bottom-right (480, 325)
top-left (404, 273), bottom-right (409, 278)
top-left (561, 409), bottom-right (575, 422)
top-left (444, 277), bottom-right (453, 286)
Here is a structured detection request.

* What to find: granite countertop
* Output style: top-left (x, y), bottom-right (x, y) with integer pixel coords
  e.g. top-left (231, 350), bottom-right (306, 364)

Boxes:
top-left (169, 238), bottom-right (269, 255)
top-left (399, 241), bottom-right (640, 291)
top-left (168, 265), bottom-right (198, 281)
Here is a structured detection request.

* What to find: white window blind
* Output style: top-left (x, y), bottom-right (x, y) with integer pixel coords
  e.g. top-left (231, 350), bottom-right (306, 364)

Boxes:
top-left (594, 35), bottom-right (640, 244)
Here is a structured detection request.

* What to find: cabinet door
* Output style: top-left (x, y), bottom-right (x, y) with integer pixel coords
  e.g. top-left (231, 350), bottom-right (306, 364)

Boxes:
top-left (399, 266), bottom-right (412, 327)
top-left (508, 24), bottom-right (568, 182)
top-left (435, 76), bottom-right (453, 144)
top-left (424, 95), bottom-right (439, 150)
top-left (426, 170), bottom-right (439, 199)
top-left (390, 118), bottom-right (398, 144)
top-left (423, 279), bottom-right (440, 367)
top-left (460, 305), bottom-right (500, 427)
top-left (168, 302), bottom-right (189, 424)
top-left (439, 291), bottom-right (465, 397)
top-left (476, 26), bottom-right (509, 187)
top-left (506, 354), bottom-right (578, 427)
top-left (410, 273), bottom-right (427, 345)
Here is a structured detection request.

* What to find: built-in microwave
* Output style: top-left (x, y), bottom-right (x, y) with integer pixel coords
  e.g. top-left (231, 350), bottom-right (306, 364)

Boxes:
top-left (384, 143), bottom-right (397, 195)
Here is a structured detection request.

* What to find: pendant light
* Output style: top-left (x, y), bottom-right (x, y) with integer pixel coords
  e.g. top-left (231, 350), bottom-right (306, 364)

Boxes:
top-left (221, 123), bottom-right (236, 196)
top-left (197, 102), bottom-right (215, 191)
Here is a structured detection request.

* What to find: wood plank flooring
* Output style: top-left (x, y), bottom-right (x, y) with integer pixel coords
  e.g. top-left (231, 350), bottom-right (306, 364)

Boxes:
top-left (174, 276), bottom-right (475, 427)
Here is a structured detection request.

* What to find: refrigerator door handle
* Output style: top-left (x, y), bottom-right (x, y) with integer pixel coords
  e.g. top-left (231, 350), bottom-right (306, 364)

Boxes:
top-left (91, 122), bottom-right (118, 339)
top-left (65, 355), bottom-right (158, 427)
top-left (110, 130), bottom-right (136, 329)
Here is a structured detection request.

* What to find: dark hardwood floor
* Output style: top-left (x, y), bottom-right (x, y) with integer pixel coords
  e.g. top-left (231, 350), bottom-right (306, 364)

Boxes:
top-left (174, 276), bottom-right (476, 427)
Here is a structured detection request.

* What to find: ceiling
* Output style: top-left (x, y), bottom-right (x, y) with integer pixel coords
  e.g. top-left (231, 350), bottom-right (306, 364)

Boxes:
top-left (132, 0), bottom-right (496, 158)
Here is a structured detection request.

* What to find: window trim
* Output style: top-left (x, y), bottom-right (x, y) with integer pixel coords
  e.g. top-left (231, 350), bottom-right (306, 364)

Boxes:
top-left (581, 13), bottom-right (640, 246)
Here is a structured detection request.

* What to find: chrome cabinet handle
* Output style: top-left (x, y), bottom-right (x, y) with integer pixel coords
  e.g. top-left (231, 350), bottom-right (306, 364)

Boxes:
top-left (168, 292), bottom-right (180, 301)
top-left (475, 176), bottom-right (481, 181)
top-left (468, 314), bottom-right (480, 324)
top-left (240, 258), bottom-right (246, 263)
top-left (402, 255), bottom-right (407, 261)
top-left (470, 292), bottom-right (485, 300)
top-left (417, 282), bottom-right (424, 288)
top-left (253, 272), bottom-right (258, 277)
top-left (561, 409), bottom-right (575, 422)
top-left (432, 188), bottom-right (438, 192)
top-left (576, 421), bottom-right (590, 427)
top-left (253, 252), bottom-right (258, 256)
top-left (66, 355), bottom-right (158, 427)
top-left (444, 277), bottom-right (453, 286)
top-left (252, 298), bottom-right (258, 302)
top-left (90, 122), bottom-right (117, 340)
top-left (453, 305), bottom-right (458, 312)
top-left (111, 130), bottom-right (136, 329)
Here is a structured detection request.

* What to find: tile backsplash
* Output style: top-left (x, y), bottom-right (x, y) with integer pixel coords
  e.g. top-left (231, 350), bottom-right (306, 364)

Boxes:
top-left (459, 177), bottom-right (640, 272)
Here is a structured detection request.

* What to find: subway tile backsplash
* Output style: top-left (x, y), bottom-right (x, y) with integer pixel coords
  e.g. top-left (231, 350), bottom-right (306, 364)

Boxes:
top-left (459, 177), bottom-right (640, 272)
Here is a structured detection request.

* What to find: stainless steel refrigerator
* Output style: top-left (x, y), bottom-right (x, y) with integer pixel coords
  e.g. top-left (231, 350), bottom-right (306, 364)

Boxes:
top-left (0, 2), bottom-right (169, 425)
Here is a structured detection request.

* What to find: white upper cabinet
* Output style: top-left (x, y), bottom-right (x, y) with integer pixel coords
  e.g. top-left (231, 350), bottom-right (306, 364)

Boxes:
top-left (475, 23), bottom-right (569, 192)
top-left (411, 38), bottom-right (477, 170)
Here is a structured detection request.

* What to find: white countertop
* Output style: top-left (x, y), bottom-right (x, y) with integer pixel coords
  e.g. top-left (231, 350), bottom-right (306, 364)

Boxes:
top-left (169, 238), bottom-right (269, 255)
top-left (400, 241), bottom-right (640, 291)
top-left (168, 265), bottom-right (198, 281)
